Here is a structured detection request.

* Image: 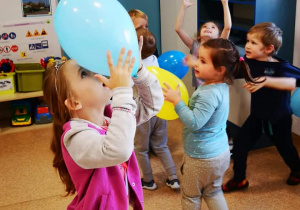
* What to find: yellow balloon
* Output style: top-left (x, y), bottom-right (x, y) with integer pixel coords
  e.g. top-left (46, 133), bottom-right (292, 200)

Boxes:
top-left (147, 66), bottom-right (189, 120)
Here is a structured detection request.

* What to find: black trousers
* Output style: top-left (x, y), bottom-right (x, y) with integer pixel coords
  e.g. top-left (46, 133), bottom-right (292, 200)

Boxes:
top-left (232, 114), bottom-right (300, 181)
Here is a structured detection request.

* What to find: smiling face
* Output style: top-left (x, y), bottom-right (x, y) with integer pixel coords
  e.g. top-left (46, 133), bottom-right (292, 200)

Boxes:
top-left (63, 60), bottom-right (112, 122)
top-left (245, 33), bottom-right (270, 61)
top-left (199, 22), bottom-right (220, 41)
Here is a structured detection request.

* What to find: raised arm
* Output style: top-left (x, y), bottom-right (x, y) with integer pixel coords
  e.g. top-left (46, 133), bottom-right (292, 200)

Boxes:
top-left (175, 0), bottom-right (195, 49)
top-left (219, 0), bottom-right (232, 39)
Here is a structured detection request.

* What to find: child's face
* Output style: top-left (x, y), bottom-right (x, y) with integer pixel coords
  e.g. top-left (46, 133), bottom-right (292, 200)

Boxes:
top-left (245, 33), bottom-right (270, 61)
top-left (132, 17), bottom-right (148, 29)
top-left (199, 22), bottom-right (219, 40)
top-left (64, 60), bottom-right (112, 112)
top-left (194, 47), bottom-right (220, 81)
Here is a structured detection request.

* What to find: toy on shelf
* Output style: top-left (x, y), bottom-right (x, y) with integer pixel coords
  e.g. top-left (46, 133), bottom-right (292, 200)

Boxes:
top-left (11, 99), bottom-right (32, 126)
top-left (0, 59), bottom-right (16, 95)
top-left (35, 103), bottom-right (52, 124)
top-left (0, 59), bottom-right (15, 73)
top-left (40, 56), bottom-right (67, 69)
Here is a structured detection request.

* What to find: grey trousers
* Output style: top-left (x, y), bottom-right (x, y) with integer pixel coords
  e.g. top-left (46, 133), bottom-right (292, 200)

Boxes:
top-left (134, 116), bottom-right (177, 182)
top-left (181, 150), bottom-right (230, 210)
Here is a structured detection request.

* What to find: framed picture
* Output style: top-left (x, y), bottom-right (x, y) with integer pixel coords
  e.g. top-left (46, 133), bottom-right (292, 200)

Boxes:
top-left (22, 0), bottom-right (52, 17)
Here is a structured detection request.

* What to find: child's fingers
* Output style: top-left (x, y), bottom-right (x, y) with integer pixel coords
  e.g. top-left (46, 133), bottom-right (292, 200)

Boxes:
top-left (122, 50), bottom-right (132, 70)
top-left (176, 84), bottom-right (180, 91)
top-left (128, 57), bottom-right (136, 74)
top-left (116, 48), bottom-right (126, 69)
top-left (106, 51), bottom-right (114, 71)
top-left (94, 74), bottom-right (109, 87)
top-left (163, 82), bottom-right (172, 89)
top-left (139, 36), bottom-right (144, 51)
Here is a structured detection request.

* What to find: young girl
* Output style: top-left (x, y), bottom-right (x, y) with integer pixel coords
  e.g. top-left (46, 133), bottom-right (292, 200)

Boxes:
top-left (163, 38), bottom-right (261, 209)
top-left (175, 0), bottom-right (231, 88)
top-left (43, 48), bottom-right (164, 210)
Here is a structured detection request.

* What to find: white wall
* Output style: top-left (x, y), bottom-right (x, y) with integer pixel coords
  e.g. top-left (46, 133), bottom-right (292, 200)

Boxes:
top-left (160, 0), bottom-right (197, 96)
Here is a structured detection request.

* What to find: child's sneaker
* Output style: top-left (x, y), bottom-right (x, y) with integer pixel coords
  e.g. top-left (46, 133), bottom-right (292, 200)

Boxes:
top-left (141, 179), bottom-right (157, 190)
top-left (166, 178), bottom-right (180, 189)
top-left (286, 172), bottom-right (300, 185)
top-left (222, 178), bottom-right (249, 192)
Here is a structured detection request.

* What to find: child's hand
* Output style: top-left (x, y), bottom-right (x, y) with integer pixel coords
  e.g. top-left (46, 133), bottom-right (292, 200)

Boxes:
top-left (183, 0), bottom-right (194, 8)
top-left (162, 83), bottom-right (182, 106)
top-left (95, 48), bottom-right (135, 90)
top-left (243, 77), bottom-right (266, 93)
top-left (184, 54), bottom-right (197, 68)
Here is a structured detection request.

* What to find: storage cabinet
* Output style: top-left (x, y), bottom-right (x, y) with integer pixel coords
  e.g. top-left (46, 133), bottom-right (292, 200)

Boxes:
top-left (0, 91), bottom-right (45, 134)
top-left (198, 0), bottom-right (297, 63)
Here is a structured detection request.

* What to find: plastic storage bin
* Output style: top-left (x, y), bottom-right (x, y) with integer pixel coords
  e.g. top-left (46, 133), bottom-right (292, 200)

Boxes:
top-left (15, 63), bottom-right (45, 92)
top-left (0, 72), bottom-right (16, 95)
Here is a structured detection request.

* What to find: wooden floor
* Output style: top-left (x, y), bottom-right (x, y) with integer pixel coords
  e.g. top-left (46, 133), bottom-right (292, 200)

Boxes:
top-left (0, 119), bottom-right (299, 210)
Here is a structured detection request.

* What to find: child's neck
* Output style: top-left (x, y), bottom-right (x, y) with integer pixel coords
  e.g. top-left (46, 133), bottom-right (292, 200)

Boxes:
top-left (200, 36), bottom-right (211, 44)
top-left (257, 56), bottom-right (278, 62)
top-left (203, 80), bottom-right (224, 86)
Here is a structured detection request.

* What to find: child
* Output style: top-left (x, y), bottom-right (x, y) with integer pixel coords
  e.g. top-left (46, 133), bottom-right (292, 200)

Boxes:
top-left (43, 47), bottom-right (164, 209)
top-left (175, 0), bottom-right (233, 149)
top-left (128, 9), bottom-right (148, 30)
top-left (222, 22), bottom-right (300, 192)
top-left (163, 38), bottom-right (261, 209)
top-left (175, 0), bottom-right (231, 88)
top-left (134, 28), bottom-right (180, 190)
top-left (128, 9), bottom-right (159, 57)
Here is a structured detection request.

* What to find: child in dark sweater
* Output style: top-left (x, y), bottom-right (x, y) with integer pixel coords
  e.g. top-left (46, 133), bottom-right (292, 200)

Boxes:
top-left (223, 22), bottom-right (300, 192)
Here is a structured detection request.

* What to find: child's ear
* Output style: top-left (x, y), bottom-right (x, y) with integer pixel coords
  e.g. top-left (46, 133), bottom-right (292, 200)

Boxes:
top-left (64, 98), bottom-right (82, 111)
top-left (219, 66), bottom-right (226, 75)
top-left (265, 45), bottom-right (275, 54)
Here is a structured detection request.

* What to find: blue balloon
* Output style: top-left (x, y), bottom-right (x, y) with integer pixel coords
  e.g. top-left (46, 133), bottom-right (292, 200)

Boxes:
top-left (54, 0), bottom-right (139, 76)
top-left (291, 88), bottom-right (300, 117)
top-left (157, 51), bottom-right (188, 79)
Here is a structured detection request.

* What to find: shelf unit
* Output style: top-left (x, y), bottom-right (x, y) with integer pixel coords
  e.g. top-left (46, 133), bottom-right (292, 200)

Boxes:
top-left (0, 91), bottom-right (43, 103)
top-left (198, 0), bottom-right (297, 63)
top-left (0, 91), bottom-right (45, 134)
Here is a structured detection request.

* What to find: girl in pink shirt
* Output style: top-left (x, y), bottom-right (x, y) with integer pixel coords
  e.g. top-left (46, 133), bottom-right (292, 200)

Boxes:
top-left (43, 47), bottom-right (164, 210)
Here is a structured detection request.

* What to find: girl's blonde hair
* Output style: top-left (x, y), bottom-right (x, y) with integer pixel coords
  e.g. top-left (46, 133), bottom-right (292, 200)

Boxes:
top-left (247, 22), bottom-right (282, 56)
top-left (43, 61), bottom-right (76, 195)
top-left (128, 9), bottom-right (148, 21)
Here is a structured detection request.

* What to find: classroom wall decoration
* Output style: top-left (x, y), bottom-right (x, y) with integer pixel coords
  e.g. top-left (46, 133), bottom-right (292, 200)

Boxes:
top-left (0, 0), bottom-right (61, 64)
top-left (22, 0), bottom-right (52, 17)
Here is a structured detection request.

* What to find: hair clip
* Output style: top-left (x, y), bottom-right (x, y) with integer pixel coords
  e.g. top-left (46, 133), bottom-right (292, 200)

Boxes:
top-left (239, 57), bottom-right (244, 62)
top-left (54, 60), bottom-right (65, 92)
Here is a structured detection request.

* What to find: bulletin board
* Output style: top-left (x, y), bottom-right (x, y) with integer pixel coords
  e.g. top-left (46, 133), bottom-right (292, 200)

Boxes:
top-left (0, 0), bottom-right (61, 63)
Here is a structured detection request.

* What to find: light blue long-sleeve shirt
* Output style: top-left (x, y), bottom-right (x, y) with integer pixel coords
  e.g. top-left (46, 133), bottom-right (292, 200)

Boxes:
top-left (175, 83), bottom-right (229, 159)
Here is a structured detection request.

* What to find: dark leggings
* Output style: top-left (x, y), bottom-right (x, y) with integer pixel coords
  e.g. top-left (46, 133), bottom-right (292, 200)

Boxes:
top-left (232, 114), bottom-right (300, 181)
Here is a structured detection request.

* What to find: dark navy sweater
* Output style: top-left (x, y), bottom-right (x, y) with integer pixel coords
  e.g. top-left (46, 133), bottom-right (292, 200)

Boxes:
top-left (238, 57), bottom-right (300, 122)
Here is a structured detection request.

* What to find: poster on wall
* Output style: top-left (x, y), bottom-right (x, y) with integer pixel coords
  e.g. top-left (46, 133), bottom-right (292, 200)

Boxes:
top-left (0, 19), bottom-right (57, 63)
top-left (22, 0), bottom-right (52, 17)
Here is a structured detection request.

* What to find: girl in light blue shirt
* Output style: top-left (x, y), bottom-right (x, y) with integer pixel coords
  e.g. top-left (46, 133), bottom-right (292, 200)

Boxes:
top-left (164, 38), bottom-right (262, 210)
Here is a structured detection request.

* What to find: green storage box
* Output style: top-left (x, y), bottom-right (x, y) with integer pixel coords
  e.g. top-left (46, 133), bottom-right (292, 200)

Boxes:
top-left (15, 63), bottom-right (45, 92)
